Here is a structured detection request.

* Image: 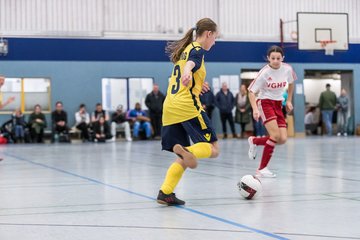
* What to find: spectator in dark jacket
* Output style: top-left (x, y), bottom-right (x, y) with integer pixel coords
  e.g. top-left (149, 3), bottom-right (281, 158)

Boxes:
top-left (145, 84), bottom-right (165, 139)
top-left (215, 82), bottom-right (237, 139)
top-left (51, 101), bottom-right (70, 142)
top-left (12, 108), bottom-right (27, 143)
top-left (91, 103), bottom-right (109, 123)
top-left (93, 115), bottom-right (112, 142)
top-left (28, 104), bottom-right (47, 143)
top-left (200, 90), bottom-right (215, 119)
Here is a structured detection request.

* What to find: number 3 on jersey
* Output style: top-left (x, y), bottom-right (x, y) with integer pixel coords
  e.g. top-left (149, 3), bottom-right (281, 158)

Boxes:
top-left (171, 65), bottom-right (181, 94)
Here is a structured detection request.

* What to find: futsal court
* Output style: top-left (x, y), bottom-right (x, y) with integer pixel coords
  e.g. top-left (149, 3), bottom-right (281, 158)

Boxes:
top-left (0, 137), bottom-right (359, 240)
top-left (0, 1), bottom-right (359, 240)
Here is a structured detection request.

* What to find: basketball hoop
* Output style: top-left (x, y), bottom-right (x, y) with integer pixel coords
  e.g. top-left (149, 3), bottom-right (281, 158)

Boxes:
top-left (320, 40), bottom-right (336, 56)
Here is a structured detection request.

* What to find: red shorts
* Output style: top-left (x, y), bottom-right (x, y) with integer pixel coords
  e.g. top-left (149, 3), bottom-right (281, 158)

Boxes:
top-left (257, 99), bottom-right (286, 128)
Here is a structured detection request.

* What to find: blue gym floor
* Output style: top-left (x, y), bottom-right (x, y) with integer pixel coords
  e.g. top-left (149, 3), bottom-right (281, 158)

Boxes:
top-left (0, 137), bottom-right (359, 240)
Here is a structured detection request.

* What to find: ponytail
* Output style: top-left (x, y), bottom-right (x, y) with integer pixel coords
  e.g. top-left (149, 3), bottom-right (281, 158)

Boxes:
top-left (165, 18), bottom-right (217, 63)
top-left (165, 28), bottom-right (195, 63)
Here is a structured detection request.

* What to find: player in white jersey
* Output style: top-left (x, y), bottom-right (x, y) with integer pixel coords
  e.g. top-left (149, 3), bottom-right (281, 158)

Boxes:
top-left (247, 46), bottom-right (296, 177)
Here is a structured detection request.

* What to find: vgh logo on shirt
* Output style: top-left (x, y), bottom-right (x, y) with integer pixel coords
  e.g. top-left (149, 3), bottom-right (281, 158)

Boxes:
top-left (267, 82), bottom-right (287, 89)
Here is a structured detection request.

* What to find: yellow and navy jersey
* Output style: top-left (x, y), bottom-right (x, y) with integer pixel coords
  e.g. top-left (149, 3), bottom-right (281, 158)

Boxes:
top-left (163, 42), bottom-right (206, 126)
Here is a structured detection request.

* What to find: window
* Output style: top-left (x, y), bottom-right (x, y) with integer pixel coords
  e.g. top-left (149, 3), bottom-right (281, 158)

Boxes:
top-left (212, 75), bottom-right (240, 95)
top-left (0, 78), bottom-right (51, 113)
top-left (128, 78), bottom-right (153, 110)
top-left (102, 77), bottom-right (153, 111)
top-left (102, 78), bottom-right (127, 111)
top-left (241, 69), bottom-right (260, 88)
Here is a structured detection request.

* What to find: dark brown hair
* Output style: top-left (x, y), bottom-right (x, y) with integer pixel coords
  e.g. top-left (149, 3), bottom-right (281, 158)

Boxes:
top-left (165, 18), bottom-right (217, 63)
top-left (306, 106), bottom-right (316, 114)
top-left (267, 45), bottom-right (284, 57)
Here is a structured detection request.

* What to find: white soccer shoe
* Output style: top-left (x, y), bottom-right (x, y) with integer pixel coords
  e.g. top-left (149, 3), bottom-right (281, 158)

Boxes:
top-left (248, 136), bottom-right (257, 160)
top-left (256, 167), bottom-right (277, 178)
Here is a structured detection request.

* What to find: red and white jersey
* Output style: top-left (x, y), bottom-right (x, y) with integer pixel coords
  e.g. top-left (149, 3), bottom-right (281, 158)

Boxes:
top-left (248, 63), bottom-right (297, 101)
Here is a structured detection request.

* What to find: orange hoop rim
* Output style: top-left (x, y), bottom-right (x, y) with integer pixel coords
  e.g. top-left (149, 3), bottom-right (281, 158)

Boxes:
top-left (320, 40), bottom-right (337, 47)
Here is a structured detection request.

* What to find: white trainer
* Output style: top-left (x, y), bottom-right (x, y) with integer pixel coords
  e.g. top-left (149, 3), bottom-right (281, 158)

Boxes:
top-left (256, 167), bottom-right (277, 178)
top-left (248, 136), bottom-right (257, 160)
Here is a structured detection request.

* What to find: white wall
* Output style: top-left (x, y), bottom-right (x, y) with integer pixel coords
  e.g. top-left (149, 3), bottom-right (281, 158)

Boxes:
top-left (221, 0), bottom-right (359, 42)
top-left (303, 79), bottom-right (341, 105)
top-left (0, 0), bottom-right (359, 42)
top-left (0, 0), bottom-right (103, 37)
top-left (104, 0), bottom-right (218, 38)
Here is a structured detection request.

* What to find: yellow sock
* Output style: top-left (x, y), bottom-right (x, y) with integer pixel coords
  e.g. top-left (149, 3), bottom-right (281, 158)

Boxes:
top-left (160, 162), bottom-right (185, 194)
top-left (186, 142), bottom-right (212, 159)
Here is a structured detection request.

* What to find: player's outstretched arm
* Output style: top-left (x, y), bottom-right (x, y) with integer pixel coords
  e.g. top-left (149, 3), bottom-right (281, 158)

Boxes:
top-left (0, 96), bottom-right (15, 109)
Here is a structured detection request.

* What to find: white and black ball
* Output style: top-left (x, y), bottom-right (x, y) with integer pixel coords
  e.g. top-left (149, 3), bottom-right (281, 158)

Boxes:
top-left (237, 175), bottom-right (262, 200)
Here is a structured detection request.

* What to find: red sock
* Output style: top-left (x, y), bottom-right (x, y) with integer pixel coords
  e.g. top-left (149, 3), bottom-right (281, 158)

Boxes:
top-left (259, 138), bottom-right (276, 170)
top-left (253, 136), bottom-right (269, 146)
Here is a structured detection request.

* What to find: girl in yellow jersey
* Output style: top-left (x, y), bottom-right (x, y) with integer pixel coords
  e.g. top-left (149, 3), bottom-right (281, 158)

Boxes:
top-left (157, 18), bottom-right (220, 206)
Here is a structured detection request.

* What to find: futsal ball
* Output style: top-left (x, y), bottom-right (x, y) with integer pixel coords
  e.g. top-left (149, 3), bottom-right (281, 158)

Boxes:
top-left (237, 175), bottom-right (262, 200)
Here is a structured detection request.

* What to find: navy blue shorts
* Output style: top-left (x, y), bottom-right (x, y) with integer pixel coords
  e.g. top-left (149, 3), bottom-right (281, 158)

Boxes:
top-left (161, 111), bottom-right (218, 152)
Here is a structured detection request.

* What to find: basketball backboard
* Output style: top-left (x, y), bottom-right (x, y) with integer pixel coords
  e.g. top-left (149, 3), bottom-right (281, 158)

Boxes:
top-left (297, 12), bottom-right (348, 50)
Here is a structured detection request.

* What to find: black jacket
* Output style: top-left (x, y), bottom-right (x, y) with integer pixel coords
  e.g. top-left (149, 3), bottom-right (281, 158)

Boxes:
top-left (12, 115), bottom-right (26, 127)
top-left (111, 112), bottom-right (127, 124)
top-left (145, 91), bottom-right (165, 115)
top-left (215, 90), bottom-right (235, 114)
top-left (200, 91), bottom-right (215, 110)
top-left (51, 110), bottom-right (68, 125)
top-left (28, 112), bottom-right (47, 128)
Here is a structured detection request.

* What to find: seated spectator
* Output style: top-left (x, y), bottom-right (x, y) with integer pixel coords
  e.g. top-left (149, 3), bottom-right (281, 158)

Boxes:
top-left (28, 104), bottom-right (47, 143)
top-left (51, 101), bottom-right (70, 143)
top-left (111, 104), bottom-right (132, 142)
top-left (91, 103), bottom-right (109, 123)
top-left (128, 102), bottom-right (152, 140)
top-left (305, 106), bottom-right (318, 135)
top-left (12, 108), bottom-right (27, 143)
top-left (75, 103), bottom-right (91, 142)
top-left (92, 115), bottom-right (112, 142)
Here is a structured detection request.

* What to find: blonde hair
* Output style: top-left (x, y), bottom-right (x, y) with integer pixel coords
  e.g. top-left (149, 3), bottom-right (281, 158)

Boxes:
top-left (165, 18), bottom-right (217, 63)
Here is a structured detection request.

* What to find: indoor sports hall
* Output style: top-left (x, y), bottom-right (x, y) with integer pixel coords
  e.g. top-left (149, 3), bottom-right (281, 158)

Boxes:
top-left (0, 0), bottom-right (359, 239)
